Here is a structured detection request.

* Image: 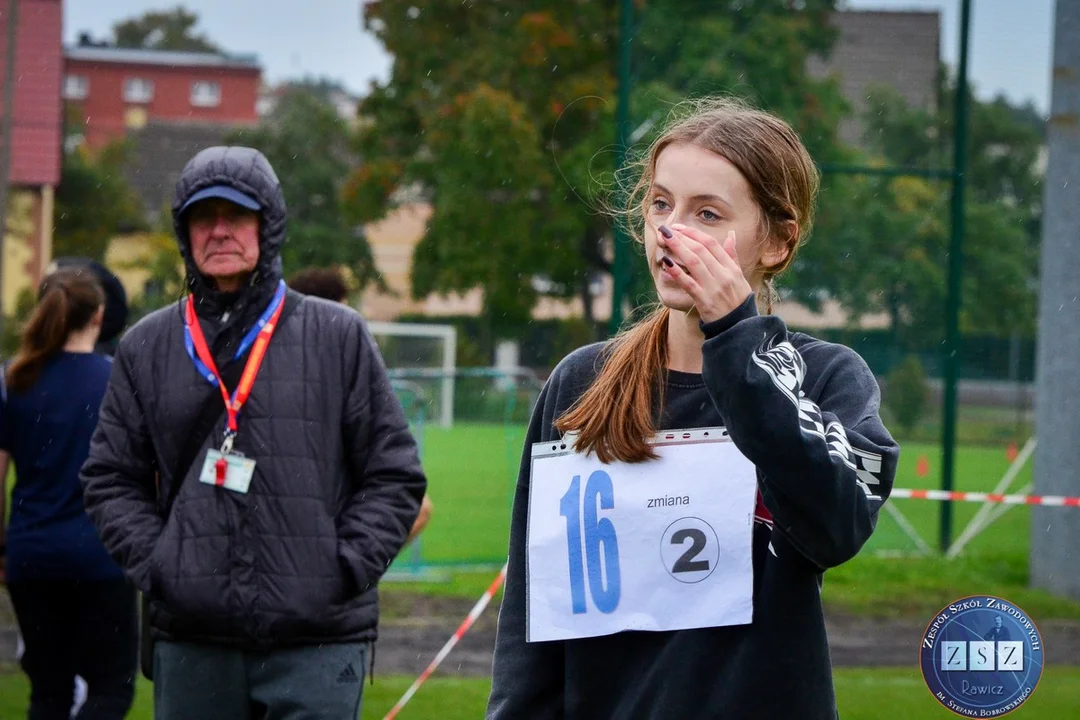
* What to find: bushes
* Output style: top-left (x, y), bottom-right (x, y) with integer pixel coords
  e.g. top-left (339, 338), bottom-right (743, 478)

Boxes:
top-left (884, 355), bottom-right (930, 437)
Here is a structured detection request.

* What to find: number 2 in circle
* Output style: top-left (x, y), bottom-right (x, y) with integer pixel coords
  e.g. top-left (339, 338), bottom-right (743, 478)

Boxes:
top-left (671, 529), bottom-right (710, 573)
top-left (661, 518), bottom-right (720, 584)
top-left (559, 471), bottom-right (621, 615)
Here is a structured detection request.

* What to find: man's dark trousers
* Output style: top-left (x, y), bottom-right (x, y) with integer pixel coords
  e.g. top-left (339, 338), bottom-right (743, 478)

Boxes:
top-left (152, 641), bottom-right (368, 719)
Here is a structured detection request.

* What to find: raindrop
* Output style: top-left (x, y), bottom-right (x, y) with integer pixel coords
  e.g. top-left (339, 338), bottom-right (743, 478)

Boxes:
top-left (552, 65), bottom-right (558, 72)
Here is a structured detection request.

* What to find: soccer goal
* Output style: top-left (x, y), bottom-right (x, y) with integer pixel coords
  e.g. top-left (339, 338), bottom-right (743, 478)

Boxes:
top-left (366, 321), bottom-right (457, 428)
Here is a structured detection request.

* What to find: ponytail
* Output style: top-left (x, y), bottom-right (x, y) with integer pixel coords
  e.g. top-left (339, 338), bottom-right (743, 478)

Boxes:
top-left (5, 268), bottom-right (104, 393)
top-left (555, 306), bottom-right (670, 464)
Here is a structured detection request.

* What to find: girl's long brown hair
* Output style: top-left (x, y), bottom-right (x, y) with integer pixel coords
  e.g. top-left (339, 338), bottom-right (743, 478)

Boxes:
top-left (555, 97), bottom-right (819, 463)
top-left (5, 267), bottom-right (105, 393)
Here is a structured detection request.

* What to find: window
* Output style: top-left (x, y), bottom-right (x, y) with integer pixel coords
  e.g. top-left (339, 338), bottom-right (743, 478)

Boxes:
top-left (124, 107), bottom-right (148, 130)
top-left (63, 75), bottom-right (89, 100)
top-left (190, 81), bottom-right (221, 108)
top-left (123, 77), bottom-right (154, 104)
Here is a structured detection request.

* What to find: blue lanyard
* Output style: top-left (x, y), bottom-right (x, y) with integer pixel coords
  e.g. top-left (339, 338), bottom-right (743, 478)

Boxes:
top-left (183, 280), bottom-right (287, 388)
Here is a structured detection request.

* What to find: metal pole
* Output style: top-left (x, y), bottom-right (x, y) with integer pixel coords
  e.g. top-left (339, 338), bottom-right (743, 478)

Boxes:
top-left (608, 0), bottom-right (633, 335)
top-left (1032, 0), bottom-right (1080, 601)
top-left (0, 0), bottom-right (20, 334)
top-left (939, 0), bottom-right (972, 554)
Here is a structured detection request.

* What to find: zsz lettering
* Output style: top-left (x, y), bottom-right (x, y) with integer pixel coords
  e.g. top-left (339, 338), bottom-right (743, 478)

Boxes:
top-left (1003, 646), bottom-right (1017, 666)
top-left (948, 645), bottom-right (963, 666)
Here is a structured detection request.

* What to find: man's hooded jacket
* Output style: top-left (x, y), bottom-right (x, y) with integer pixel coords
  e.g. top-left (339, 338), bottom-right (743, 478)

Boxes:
top-left (80, 146), bottom-right (426, 648)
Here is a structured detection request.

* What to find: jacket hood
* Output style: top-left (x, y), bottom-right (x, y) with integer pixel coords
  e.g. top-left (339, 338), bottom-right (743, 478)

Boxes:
top-left (172, 146), bottom-right (287, 320)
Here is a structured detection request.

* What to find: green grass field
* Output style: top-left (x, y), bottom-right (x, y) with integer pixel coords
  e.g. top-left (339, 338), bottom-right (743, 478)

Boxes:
top-left (3, 422), bottom-right (1046, 572)
top-left (1, 667), bottom-right (1077, 718)
top-left (6, 421), bottom-right (1076, 622)
top-left (389, 423), bottom-right (1080, 622)
top-left (3, 421), bottom-right (1079, 717)
top-left (395, 423), bottom-right (526, 566)
top-left (863, 440), bottom-right (1033, 556)
top-left (401, 425), bottom-right (1038, 565)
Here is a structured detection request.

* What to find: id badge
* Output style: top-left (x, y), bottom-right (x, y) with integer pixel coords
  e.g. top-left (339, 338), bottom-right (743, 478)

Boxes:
top-left (198, 449), bottom-right (256, 494)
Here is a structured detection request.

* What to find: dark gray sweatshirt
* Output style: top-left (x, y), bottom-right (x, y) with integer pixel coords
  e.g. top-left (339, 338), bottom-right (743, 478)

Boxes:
top-left (487, 295), bottom-right (900, 720)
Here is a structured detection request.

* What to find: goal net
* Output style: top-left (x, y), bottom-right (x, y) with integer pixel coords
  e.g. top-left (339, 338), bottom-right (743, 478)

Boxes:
top-left (366, 322), bottom-right (457, 428)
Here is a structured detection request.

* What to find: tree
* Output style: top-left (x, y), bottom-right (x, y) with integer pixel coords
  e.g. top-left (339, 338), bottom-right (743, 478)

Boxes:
top-left (228, 86), bottom-right (386, 292)
top-left (348, 1), bottom-right (849, 342)
top-left (631, 0), bottom-right (850, 162)
top-left (621, 0), bottom-right (853, 305)
top-left (53, 141), bottom-right (145, 263)
top-left (112, 7), bottom-right (220, 52)
top-left (348, 2), bottom-right (616, 341)
top-left (788, 76), bottom-right (1043, 341)
top-left (805, 172), bottom-right (946, 343)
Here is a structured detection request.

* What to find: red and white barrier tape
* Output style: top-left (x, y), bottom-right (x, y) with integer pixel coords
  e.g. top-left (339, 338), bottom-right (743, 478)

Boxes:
top-left (382, 563), bottom-right (508, 720)
top-left (892, 488), bottom-right (1080, 507)
top-left (381, 485), bottom-right (1078, 716)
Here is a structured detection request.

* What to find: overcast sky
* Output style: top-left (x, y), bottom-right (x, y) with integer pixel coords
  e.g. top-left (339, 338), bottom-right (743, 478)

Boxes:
top-left (64, 0), bottom-right (1055, 113)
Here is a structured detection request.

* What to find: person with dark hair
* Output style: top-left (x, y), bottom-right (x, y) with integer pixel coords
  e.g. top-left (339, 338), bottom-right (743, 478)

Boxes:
top-left (0, 267), bottom-right (138, 719)
top-left (287, 265), bottom-right (434, 544)
top-left (50, 257), bottom-right (129, 356)
top-left (287, 266), bottom-right (350, 303)
top-left (80, 147), bottom-right (426, 719)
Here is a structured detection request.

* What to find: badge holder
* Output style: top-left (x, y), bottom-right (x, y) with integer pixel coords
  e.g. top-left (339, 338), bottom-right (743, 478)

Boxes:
top-left (198, 431), bottom-right (256, 494)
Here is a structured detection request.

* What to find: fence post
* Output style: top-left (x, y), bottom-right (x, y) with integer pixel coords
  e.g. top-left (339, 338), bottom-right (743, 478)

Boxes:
top-left (1031, 0), bottom-right (1080, 601)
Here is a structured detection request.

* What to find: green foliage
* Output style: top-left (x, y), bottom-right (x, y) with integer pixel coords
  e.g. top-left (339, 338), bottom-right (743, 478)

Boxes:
top-left (631, 0), bottom-right (851, 162)
top-left (414, 84), bottom-right (555, 334)
top-left (352, 2), bottom-right (615, 335)
top-left (802, 172), bottom-right (949, 341)
top-left (1, 289), bottom-right (36, 357)
top-left (227, 86), bottom-right (386, 292)
top-left (121, 226), bottom-right (186, 324)
top-left (53, 141), bottom-right (145, 262)
top-left (792, 78), bottom-right (1043, 341)
top-left (884, 355), bottom-right (930, 436)
top-left (111, 6), bottom-right (220, 52)
top-left (352, 2), bottom-right (847, 336)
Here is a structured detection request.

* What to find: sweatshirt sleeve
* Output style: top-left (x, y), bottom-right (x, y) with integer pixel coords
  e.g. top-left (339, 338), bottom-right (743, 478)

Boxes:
top-left (700, 295), bottom-right (900, 570)
top-left (487, 379), bottom-right (567, 719)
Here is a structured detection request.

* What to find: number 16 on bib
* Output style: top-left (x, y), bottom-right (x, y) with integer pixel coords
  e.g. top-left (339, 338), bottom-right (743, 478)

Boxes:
top-left (525, 428), bottom-right (758, 643)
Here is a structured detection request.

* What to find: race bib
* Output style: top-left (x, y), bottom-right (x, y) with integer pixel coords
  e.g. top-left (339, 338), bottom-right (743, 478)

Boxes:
top-left (526, 427), bottom-right (757, 643)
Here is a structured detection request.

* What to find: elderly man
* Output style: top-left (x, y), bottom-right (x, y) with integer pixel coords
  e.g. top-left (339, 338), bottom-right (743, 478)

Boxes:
top-left (81, 147), bottom-right (426, 719)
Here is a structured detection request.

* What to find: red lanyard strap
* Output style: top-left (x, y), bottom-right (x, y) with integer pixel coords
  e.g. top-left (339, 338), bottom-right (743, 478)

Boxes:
top-left (184, 293), bottom-right (286, 452)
